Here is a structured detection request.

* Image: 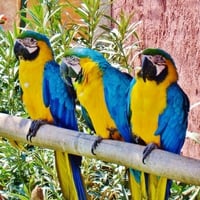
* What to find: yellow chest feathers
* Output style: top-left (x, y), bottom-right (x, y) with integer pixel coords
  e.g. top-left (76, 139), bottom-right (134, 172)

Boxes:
top-left (75, 58), bottom-right (120, 139)
top-left (18, 41), bottom-right (53, 121)
top-left (130, 60), bottom-right (178, 145)
top-left (130, 79), bottom-right (168, 145)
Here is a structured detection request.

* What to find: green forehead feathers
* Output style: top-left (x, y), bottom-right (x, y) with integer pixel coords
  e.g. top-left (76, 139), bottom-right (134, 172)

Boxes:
top-left (142, 48), bottom-right (176, 67)
top-left (18, 30), bottom-right (51, 48)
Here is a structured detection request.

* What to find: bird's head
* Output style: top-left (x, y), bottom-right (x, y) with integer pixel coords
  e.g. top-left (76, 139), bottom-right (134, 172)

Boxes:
top-left (61, 47), bottom-right (109, 83)
top-left (60, 55), bottom-right (82, 84)
top-left (138, 48), bottom-right (177, 84)
top-left (14, 30), bottom-right (53, 61)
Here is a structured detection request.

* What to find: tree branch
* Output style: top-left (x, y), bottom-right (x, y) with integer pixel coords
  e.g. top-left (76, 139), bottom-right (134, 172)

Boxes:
top-left (0, 113), bottom-right (199, 185)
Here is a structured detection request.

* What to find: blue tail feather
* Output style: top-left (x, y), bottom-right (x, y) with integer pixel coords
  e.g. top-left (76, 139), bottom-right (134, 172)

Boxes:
top-left (69, 154), bottom-right (87, 200)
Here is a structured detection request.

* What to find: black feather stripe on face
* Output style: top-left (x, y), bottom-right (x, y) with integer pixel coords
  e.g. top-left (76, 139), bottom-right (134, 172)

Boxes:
top-left (154, 67), bottom-right (168, 84)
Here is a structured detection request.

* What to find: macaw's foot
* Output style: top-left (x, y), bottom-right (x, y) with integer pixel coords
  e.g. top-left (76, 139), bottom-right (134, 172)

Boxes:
top-left (142, 143), bottom-right (158, 164)
top-left (27, 120), bottom-right (47, 142)
top-left (91, 136), bottom-right (103, 155)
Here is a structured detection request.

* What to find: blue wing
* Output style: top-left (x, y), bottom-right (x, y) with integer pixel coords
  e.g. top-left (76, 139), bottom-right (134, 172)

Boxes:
top-left (103, 67), bottom-right (134, 143)
top-left (155, 83), bottom-right (189, 153)
top-left (43, 61), bottom-right (78, 130)
top-left (127, 78), bottom-right (136, 120)
top-left (43, 61), bottom-right (88, 200)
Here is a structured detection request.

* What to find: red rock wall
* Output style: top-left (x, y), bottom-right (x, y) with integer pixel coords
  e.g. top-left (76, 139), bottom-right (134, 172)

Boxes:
top-left (112, 0), bottom-right (200, 159)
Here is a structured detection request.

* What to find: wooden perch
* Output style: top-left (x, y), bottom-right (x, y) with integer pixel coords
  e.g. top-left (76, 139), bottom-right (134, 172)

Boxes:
top-left (0, 113), bottom-right (199, 185)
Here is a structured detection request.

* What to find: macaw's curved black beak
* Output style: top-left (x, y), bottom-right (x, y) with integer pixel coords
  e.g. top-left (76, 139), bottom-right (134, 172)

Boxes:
top-left (14, 40), bottom-right (23, 59)
top-left (140, 56), bottom-right (157, 82)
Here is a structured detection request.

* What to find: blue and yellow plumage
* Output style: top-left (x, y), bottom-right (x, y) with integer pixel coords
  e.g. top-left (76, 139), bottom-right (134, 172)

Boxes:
top-left (61, 47), bottom-right (133, 144)
top-left (128, 48), bottom-right (189, 199)
top-left (14, 31), bottom-right (87, 200)
top-left (61, 47), bottom-right (139, 198)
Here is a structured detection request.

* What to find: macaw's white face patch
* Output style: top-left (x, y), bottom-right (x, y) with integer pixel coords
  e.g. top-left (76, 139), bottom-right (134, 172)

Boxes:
top-left (62, 56), bottom-right (81, 75)
top-left (17, 37), bottom-right (38, 54)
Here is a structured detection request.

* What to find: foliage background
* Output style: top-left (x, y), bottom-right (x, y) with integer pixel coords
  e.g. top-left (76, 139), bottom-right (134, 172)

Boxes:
top-left (0, 0), bottom-right (199, 199)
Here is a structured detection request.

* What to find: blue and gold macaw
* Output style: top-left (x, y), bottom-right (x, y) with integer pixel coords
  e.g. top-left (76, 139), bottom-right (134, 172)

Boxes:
top-left (61, 47), bottom-right (140, 198)
top-left (61, 47), bottom-right (134, 151)
top-left (128, 48), bottom-right (189, 199)
top-left (14, 31), bottom-right (87, 200)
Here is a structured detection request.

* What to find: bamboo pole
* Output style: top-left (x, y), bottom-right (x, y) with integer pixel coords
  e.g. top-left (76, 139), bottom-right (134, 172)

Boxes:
top-left (0, 113), bottom-right (199, 185)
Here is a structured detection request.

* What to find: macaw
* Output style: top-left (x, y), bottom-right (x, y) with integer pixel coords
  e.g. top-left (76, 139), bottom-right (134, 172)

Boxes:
top-left (60, 47), bottom-right (139, 198)
top-left (128, 48), bottom-right (190, 199)
top-left (61, 47), bottom-right (134, 151)
top-left (14, 31), bottom-right (87, 200)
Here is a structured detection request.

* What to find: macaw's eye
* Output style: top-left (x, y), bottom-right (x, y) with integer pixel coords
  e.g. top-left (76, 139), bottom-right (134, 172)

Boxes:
top-left (152, 55), bottom-right (167, 76)
top-left (23, 37), bottom-right (38, 48)
top-left (154, 55), bottom-right (166, 65)
top-left (30, 38), bottom-right (36, 43)
top-left (65, 56), bottom-right (80, 66)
